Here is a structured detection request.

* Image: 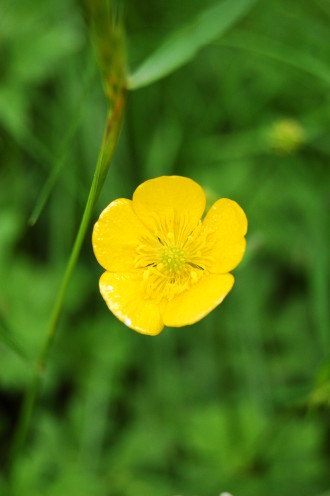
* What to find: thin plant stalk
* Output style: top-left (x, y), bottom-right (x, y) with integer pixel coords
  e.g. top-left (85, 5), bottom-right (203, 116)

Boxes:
top-left (7, 90), bottom-right (125, 482)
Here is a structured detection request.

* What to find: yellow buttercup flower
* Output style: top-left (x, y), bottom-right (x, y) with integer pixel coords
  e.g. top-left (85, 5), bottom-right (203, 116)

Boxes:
top-left (92, 176), bottom-right (247, 335)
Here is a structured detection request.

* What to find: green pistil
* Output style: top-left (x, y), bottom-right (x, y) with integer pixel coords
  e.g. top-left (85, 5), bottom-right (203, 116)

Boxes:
top-left (161, 245), bottom-right (185, 273)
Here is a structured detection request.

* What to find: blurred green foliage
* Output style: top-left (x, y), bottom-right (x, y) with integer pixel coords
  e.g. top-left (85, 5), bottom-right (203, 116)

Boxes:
top-left (0, 0), bottom-right (329, 495)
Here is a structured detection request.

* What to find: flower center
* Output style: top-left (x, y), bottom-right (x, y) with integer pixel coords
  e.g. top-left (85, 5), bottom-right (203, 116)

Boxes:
top-left (160, 244), bottom-right (185, 274)
top-left (135, 215), bottom-right (210, 302)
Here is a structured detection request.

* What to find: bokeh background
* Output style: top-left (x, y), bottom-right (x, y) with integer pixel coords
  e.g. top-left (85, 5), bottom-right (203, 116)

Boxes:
top-left (0, 0), bottom-right (329, 494)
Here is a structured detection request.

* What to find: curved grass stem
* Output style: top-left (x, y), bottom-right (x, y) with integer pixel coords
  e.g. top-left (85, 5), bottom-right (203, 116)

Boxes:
top-left (7, 91), bottom-right (125, 484)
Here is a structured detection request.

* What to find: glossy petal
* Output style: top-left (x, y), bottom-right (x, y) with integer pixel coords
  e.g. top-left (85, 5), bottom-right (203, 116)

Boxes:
top-left (92, 199), bottom-right (150, 272)
top-left (202, 198), bottom-right (247, 273)
top-left (163, 273), bottom-right (234, 327)
top-left (99, 271), bottom-right (164, 335)
top-left (132, 176), bottom-right (206, 232)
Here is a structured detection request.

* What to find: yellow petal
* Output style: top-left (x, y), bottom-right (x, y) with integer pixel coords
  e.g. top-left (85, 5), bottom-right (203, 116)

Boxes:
top-left (163, 273), bottom-right (234, 327)
top-left (202, 199), bottom-right (247, 273)
top-left (92, 199), bottom-right (150, 272)
top-left (132, 176), bottom-right (206, 232)
top-left (99, 271), bottom-right (164, 335)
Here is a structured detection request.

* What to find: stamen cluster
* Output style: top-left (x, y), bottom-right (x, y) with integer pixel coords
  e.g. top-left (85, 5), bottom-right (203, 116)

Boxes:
top-left (135, 219), bottom-right (206, 302)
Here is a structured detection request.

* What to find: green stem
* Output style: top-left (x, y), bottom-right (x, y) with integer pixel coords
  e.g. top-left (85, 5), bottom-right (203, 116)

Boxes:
top-left (7, 91), bottom-right (125, 483)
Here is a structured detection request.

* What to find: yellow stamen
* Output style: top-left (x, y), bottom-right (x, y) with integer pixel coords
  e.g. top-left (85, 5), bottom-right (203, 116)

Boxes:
top-left (135, 214), bottom-right (206, 302)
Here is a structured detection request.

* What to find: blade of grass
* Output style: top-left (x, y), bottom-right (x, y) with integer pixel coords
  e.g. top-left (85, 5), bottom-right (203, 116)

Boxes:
top-left (7, 0), bottom-right (127, 482)
top-left (29, 57), bottom-right (97, 226)
top-left (127, 0), bottom-right (258, 90)
top-left (219, 30), bottom-right (330, 86)
top-left (7, 94), bottom-right (125, 483)
top-left (38, 100), bottom-right (125, 370)
top-left (0, 313), bottom-right (30, 363)
top-left (13, 128), bottom-right (85, 205)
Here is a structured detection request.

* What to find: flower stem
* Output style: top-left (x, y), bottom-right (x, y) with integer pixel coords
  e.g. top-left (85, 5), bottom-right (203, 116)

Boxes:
top-left (7, 90), bottom-right (125, 483)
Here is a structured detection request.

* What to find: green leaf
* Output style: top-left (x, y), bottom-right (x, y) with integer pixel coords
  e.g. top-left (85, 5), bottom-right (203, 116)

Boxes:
top-left (127, 0), bottom-right (258, 90)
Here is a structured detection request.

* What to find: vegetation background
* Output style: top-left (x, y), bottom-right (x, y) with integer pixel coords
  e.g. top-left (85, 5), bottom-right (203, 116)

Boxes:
top-left (0, 0), bottom-right (329, 494)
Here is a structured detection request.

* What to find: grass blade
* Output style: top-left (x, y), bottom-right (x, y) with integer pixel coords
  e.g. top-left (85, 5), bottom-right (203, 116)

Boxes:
top-left (220, 30), bottom-right (330, 86)
top-left (28, 60), bottom-right (96, 226)
top-left (0, 313), bottom-right (30, 363)
top-left (127, 0), bottom-right (258, 90)
top-left (7, 0), bottom-right (127, 479)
